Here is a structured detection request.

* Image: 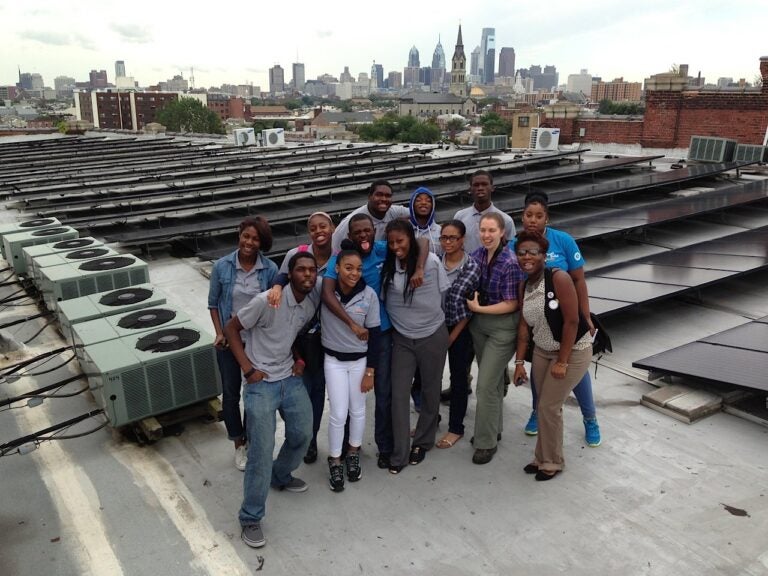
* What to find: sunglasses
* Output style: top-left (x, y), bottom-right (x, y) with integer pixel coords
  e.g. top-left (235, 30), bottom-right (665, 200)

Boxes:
top-left (516, 248), bottom-right (544, 257)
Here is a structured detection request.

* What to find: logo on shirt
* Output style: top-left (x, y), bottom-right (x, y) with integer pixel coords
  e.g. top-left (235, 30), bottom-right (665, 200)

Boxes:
top-left (574, 252), bottom-right (582, 261)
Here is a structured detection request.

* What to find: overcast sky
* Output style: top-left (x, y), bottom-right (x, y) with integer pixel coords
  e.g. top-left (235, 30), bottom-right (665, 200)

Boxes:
top-left (5, 0), bottom-right (766, 90)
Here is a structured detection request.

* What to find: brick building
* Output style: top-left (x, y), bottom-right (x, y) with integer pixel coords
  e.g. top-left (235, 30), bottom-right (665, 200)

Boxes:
top-left (590, 77), bottom-right (642, 102)
top-left (75, 90), bottom-right (179, 130)
top-left (547, 57), bottom-right (768, 148)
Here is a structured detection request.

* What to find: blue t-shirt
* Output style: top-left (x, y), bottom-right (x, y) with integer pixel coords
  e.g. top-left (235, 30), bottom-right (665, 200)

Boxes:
top-left (325, 240), bottom-right (391, 331)
top-left (508, 227), bottom-right (585, 272)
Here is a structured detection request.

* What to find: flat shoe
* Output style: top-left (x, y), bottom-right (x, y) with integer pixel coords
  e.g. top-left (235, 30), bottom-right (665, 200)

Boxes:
top-left (436, 433), bottom-right (463, 449)
top-left (389, 464), bottom-right (406, 475)
top-left (523, 463), bottom-right (539, 474)
top-left (535, 469), bottom-right (560, 481)
top-left (409, 446), bottom-right (426, 465)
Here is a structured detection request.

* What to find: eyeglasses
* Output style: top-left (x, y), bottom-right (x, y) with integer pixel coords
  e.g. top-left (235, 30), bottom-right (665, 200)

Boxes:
top-left (516, 248), bottom-right (543, 257)
top-left (439, 235), bottom-right (462, 242)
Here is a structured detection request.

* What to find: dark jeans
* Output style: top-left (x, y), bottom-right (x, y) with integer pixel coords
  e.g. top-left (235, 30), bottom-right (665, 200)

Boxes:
top-left (447, 324), bottom-right (473, 436)
top-left (302, 363), bottom-right (326, 445)
top-left (217, 347), bottom-right (246, 440)
top-left (373, 329), bottom-right (394, 455)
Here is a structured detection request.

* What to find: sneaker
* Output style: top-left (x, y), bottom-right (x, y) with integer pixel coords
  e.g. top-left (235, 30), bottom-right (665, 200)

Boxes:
top-left (345, 451), bottom-right (362, 482)
top-left (277, 477), bottom-right (308, 493)
top-left (377, 453), bottom-right (391, 469)
top-left (584, 418), bottom-right (602, 447)
top-left (234, 444), bottom-right (247, 471)
top-left (524, 411), bottom-right (538, 436)
top-left (303, 440), bottom-right (318, 464)
top-left (241, 523), bottom-right (265, 548)
top-left (328, 458), bottom-right (345, 492)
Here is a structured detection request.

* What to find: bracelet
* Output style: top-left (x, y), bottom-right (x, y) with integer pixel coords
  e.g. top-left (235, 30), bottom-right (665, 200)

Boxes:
top-left (244, 367), bottom-right (257, 379)
top-left (365, 370), bottom-right (374, 377)
top-left (514, 360), bottom-right (525, 366)
top-left (555, 361), bottom-right (569, 368)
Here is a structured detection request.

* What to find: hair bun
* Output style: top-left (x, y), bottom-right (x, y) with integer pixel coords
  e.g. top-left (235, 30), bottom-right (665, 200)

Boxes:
top-left (340, 239), bottom-right (356, 251)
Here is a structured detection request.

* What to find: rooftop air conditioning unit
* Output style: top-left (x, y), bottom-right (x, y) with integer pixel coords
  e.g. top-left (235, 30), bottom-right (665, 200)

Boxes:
top-left (81, 322), bottom-right (219, 427)
top-left (233, 127), bottom-right (257, 147)
top-left (23, 237), bottom-right (104, 282)
top-left (38, 255), bottom-right (150, 311)
top-left (688, 136), bottom-right (737, 163)
top-left (477, 135), bottom-right (509, 151)
top-left (530, 128), bottom-right (560, 151)
top-left (57, 284), bottom-right (168, 343)
top-left (733, 143), bottom-right (768, 163)
top-left (262, 128), bottom-right (285, 148)
top-left (30, 246), bottom-right (119, 288)
top-left (0, 217), bottom-right (61, 259)
top-left (73, 306), bottom-right (194, 370)
top-left (3, 227), bottom-right (79, 275)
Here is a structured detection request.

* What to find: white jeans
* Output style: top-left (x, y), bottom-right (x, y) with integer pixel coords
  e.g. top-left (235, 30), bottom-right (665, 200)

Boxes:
top-left (324, 355), bottom-right (367, 458)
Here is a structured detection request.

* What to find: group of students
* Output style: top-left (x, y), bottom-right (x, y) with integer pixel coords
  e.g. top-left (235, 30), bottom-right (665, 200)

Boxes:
top-left (207, 171), bottom-right (602, 549)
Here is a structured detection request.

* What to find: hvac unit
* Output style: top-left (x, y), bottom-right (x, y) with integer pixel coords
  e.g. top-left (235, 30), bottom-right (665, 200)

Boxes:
top-left (262, 128), bottom-right (285, 148)
top-left (0, 217), bottom-right (61, 259)
top-left (30, 246), bottom-right (119, 288)
top-left (57, 284), bottom-right (168, 342)
top-left (3, 227), bottom-right (80, 275)
top-left (688, 136), bottom-right (737, 163)
top-left (38, 255), bottom-right (150, 311)
top-left (529, 128), bottom-right (560, 151)
top-left (82, 321), bottom-right (219, 427)
top-left (73, 306), bottom-right (194, 372)
top-left (23, 237), bottom-right (104, 282)
top-left (233, 127), bottom-right (257, 147)
top-left (477, 135), bottom-right (509, 151)
top-left (733, 143), bottom-right (768, 163)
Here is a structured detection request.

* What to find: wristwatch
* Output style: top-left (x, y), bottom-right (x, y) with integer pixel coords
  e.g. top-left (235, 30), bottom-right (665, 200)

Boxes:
top-left (244, 367), bottom-right (258, 379)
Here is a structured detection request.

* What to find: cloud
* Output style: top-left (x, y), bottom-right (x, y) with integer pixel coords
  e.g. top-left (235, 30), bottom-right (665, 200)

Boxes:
top-left (72, 32), bottom-right (96, 51)
top-left (20, 30), bottom-right (71, 46)
top-left (110, 23), bottom-right (152, 44)
top-left (316, 30), bottom-right (333, 39)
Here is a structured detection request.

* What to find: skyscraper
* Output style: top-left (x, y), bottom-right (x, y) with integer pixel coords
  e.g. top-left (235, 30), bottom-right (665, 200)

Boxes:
top-left (340, 66), bottom-right (354, 83)
top-left (470, 46), bottom-right (480, 77)
top-left (372, 63), bottom-right (384, 89)
top-left (89, 70), bottom-right (108, 88)
top-left (292, 62), bottom-right (305, 91)
top-left (479, 28), bottom-right (495, 84)
top-left (269, 64), bottom-right (285, 94)
top-left (450, 24), bottom-right (467, 98)
top-left (498, 48), bottom-right (515, 78)
top-left (431, 36), bottom-right (446, 91)
top-left (115, 60), bottom-right (126, 78)
top-left (408, 46), bottom-right (420, 68)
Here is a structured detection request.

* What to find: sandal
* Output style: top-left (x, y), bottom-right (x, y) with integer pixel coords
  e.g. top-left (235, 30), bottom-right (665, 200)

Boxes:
top-left (436, 433), bottom-right (463, 449)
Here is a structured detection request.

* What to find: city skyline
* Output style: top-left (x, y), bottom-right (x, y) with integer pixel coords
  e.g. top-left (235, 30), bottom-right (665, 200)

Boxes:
top-left (5, 0), bottom-right (766, 91)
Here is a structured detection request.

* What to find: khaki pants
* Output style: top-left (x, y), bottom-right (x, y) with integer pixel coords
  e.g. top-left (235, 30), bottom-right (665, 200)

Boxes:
top-left (531, 346), bottom-right (593, 472)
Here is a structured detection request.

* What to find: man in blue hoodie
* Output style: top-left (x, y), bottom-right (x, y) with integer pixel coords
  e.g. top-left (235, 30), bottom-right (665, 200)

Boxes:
top-left (409, 186), bottom-right (442, 256)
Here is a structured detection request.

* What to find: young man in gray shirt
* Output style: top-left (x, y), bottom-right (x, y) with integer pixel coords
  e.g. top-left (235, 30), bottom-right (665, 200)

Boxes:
top-left (224, 252), bottom-right (319, 549)
top-left (454, 170), bottom-right (515, 254)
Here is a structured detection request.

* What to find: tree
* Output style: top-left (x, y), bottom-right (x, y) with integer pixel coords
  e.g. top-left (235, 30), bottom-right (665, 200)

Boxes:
top-left (598, 99), bottom-right (644, 115)
top-left (479, 112), bottom-right (511, 136)
top-left (156, 98), bottom-right (224, 134)
top-left (445, 117), bottom-right (466, 141)
top-left (356, 112), bottom-right (440, 144)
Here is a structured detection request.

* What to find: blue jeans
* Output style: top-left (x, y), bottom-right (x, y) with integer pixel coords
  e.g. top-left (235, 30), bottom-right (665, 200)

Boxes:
top-left (238, 375), bottom-right (312, 526)
top-left (373, 330), bottom-right (394, 455)
top-left (530, 370), bottom-right (596, 419)
top-left (302, 365), bottom-right (326, 445)
top-left (447, 324), bottom-right (473, 436)
top-left (217, 348), bottom-right (246, 440)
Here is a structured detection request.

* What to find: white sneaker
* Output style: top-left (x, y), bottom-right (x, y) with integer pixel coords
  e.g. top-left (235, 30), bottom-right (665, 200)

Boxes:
top-left (235, 444), bottom-right (247, 471)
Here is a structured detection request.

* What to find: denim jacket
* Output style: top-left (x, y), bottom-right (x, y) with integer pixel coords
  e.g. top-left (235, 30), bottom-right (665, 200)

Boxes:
top-left (207, 249), bottom-right (278, 322)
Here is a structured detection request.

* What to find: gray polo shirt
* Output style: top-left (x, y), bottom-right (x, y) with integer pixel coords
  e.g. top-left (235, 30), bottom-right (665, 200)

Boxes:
top-left (383, 253), bottom-right (449, 339)
top-left (321, 285), bottom-right (380, 354)
top-left (453, 203), bottom-right (515, 254)
top-left (331, 204), bottom-right (410, 251)
top-left (237, 285), bottom-right (319, 382)
top-left (278, 243), bottom-right (330, 277)
top-left (230, 253), bottom-right (264, 317)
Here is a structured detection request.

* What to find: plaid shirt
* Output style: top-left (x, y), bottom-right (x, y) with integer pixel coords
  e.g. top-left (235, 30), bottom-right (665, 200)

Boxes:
top-left (471, 245), bottom-right (524, 305)
top-left (444, 256), bottom-right (481, 326)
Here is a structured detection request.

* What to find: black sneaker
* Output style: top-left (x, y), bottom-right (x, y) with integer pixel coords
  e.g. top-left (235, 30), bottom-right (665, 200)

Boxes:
top-left (303, 440), bottom-right (318, 464)
top-left (345, 451), bottom-right (362, 482)
top-left (377, 452), bottom-right (391, 469)
top-left (328, 458), bottom-right (345, 492)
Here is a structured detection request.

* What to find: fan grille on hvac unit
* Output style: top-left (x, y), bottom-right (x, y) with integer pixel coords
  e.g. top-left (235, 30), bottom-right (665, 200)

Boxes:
top-left (65, 248), bottom-right (110, 260)
top-left (98, 287), bottom-right (154, 306)
top-left (53, 238), bottom-right (95, 250)
top-left (117, 308), bottom-right (176, 329)
top-left (136, 328), bottom-right (200, 353)
top-left (538, 130), bottom-right (553, 148)
top-left (31, 227), bottom-right (70, 237)
top-left (79, 256), bottom-right (135, 271)
top-left (268, 132), bottom-right (280, 144)
top-left (20, 218), bottom-right (56, 228)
